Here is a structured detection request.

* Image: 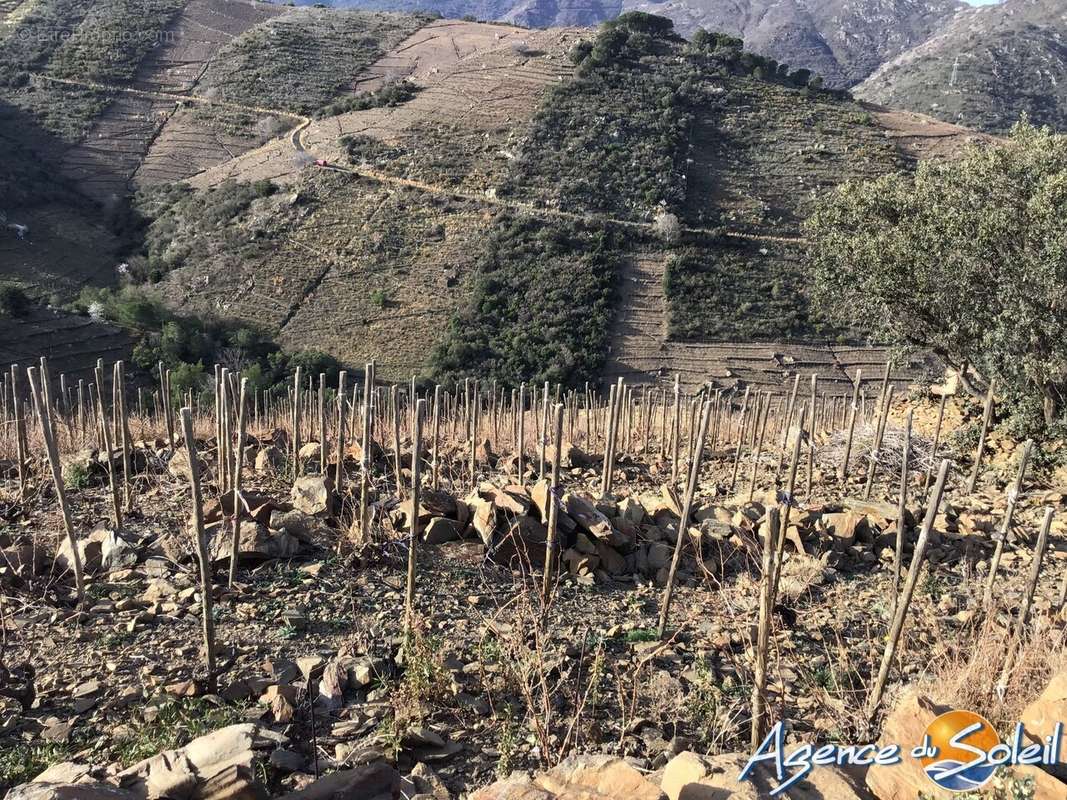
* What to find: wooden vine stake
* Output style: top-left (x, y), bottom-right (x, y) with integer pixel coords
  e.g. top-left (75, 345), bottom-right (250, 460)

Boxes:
top-left (862, 385), bottom-right (893, 500)
top-left (228, 378), bottom-right (248, 588)
top-left (92, 382), bottom-right (122, 531)
top-left (967, 381), bottom-right (995, 494)
top-left (891, 410), bottom-right (912, 609)
top-left (922, 393), bottom-right (948, 496)
top-left (27, 367), bottom-right (85, 607)
top-left (158, 361), bottom-right (174, 451)
top-left (998, 507), bottom-right (1054, 693)
top-left (404, 399), bottom-right (426, 637)
top-left (541, 403), bottom-right (565, 607)
top-left (360, 363), bottom-right (374, 540)
top-left (770, 405), bottom-right (806, 605)
top-left (11, 366), bottom-right (27, 500)
top-left (839, 370), bottom-right (862, 481)
top-left (334, 371), bottom-right (347, 494)
top-left (867, 459), bottom-right (951, 717)
top-left (657, 399), bottom-right (714, 639)
top-left (179, 408), bottom-right (217, 691)
top-left (984, 439), bottom-right (1032, 609)
top-left (751, 506), bottom-right (782, 748)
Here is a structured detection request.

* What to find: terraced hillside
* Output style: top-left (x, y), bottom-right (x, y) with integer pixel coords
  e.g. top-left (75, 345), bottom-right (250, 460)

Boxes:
top-left (2, 4), bottom-right (988, 394)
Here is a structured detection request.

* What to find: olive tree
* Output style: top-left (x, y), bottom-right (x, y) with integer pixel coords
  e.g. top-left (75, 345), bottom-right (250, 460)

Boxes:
top-left (805, 122), bottom-right (1067, 430)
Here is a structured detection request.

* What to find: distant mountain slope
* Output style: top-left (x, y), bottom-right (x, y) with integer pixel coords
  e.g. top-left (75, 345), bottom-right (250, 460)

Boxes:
top-left (855, 0), bottom-right (1067, 132)
top-left (290, 0), bottom-right (965, 87)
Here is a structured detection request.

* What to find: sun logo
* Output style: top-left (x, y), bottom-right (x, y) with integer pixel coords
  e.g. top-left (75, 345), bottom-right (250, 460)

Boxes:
top-left (920, 710), bottom-right (1001, 792)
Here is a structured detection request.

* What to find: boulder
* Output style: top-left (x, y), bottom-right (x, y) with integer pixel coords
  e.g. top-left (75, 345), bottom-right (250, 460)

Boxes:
top-left (0, 544), bottom-right (45, 581)
top-left (297, 442), bottom-right (321, 462)
top-left (275, 762), bottom-right (399, 799)
top-left (290, 476), bottom-right (334, 517)
top-left (100, 530), bottom-right (138, 571)
top-left (618, 496), bottom-right (647, 525)
top-left (206, 523), bottom-right (300, 564)
top-left (596, 542), bottom-right (626, 575)
top-left (270, 510), bottom-right (334, 549)
top-left (564, 493), bottom-right (614, 539)
top-left (399, 491), bottom-right (460, 528)
top-left (661, 751), bottom-right (873, 799)
top-left (116, 723), bottom-right (288, 799)
top-left (1021, 669), bottom-right (1067, 781)
top-left (489, 516), bottom-right (548, 569)
top-left (424, 517), bottom-right (461, 545)
top-left (7, 784), bottom-right (139, 800)
top-left (31, 763), bottom-right (92, 785)
top-left (56, 527), bottom-right (109, 575)
top-left (531, 481), bottom-right (576, 536)
top-left (473, 754), bottom-right (662, 799)
top-left (867, 690), bottom-right (1067, 800)
top-left (561, 442), bottom-right (596, 469)
top-left (255, 446), bottom-right (285, 475)
top-left (537, 754), bottom-right (661, 799)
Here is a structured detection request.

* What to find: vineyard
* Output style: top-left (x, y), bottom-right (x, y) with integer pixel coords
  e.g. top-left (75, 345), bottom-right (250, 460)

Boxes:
top-left (1, 356), bottom-right (1065, 798)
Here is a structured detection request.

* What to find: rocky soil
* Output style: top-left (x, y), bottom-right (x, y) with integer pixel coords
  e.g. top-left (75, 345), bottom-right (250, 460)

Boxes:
top-left (1, 392), bottom-right (1066, 798)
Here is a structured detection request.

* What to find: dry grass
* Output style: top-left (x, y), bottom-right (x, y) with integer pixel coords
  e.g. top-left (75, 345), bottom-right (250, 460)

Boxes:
top-left (921, 613), bottom-right (1067, 730)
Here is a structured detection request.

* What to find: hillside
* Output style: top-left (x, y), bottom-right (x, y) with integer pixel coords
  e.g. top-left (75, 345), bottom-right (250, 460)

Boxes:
top-left (294, 0), bottom-right (966, 88)
top-left (855, 0), bottom-right (1067, 133)
top-left (2, 2), bottom-right (985, 393)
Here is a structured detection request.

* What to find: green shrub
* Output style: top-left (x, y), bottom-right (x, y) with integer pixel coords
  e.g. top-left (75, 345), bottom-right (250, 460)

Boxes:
top-left (431, 214), bottom-right (626, 388)
top-left (663, 241), bottom-right (835, 341)
top-left (63, 462), bottom-right (92, 490)
top-left (195, 9), bottom-right (425, 117)
top-left (806, 121), bottom-right (1067, 431)
top-left (317, 80), bottom-right (419, 118)
top-left (71, 287), bottom-right (341, 396)
top-left (0, 284), bottom-right (31, 317)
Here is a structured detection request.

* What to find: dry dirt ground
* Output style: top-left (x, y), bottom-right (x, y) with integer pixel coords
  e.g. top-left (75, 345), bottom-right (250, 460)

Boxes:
top-left (187, 20), bottom-right (582, 190)
top-left (1, 390), bottom-right (1066, 798)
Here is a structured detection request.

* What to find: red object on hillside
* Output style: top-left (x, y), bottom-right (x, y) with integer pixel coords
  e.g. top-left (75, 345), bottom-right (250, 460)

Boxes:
top-left (314, 159), bottom-right (328, 167)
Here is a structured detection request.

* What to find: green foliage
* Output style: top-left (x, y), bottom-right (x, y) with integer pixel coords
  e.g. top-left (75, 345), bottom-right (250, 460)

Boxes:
top-left (806, 121), bottom-right (1067, 431)
top-left (196, 9), bottom-right (425, 117)
top-left (0, 739), bottom-right (75, 790)
top-left (370, 288), bottom-right (389, 308)
top-left (502, 15), bottom-right (832, 225)
top-left (109, 698), bottom-right (249, 768)
top-left (70, 286), bottom-right (340, 395)
top-left (431, 214), bottom-right (625, 389)
top-left (0, 0), bottom-right (182, 139)
top-left (130, 180), bottom-right (278, 282)
top-left (920, 769), bottom-right (1034, 800)
top-left (664, 242), bottom-right (834, 340)
top-left (46, 0), bottom-right (183, 82)
top-left (317, 79), bottom-right (419, 118)
top-left (501, 18), bottom-right (697, 221)
top-left (0, 283), bottom-right (31, 317)
top-left (63, 461), bottom-right (92, 490)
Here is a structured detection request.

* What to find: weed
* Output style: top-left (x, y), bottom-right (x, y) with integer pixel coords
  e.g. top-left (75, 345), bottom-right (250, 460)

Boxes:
top-left (0, 740), bottom-right (74, 789)
top-left (623, 628), bottom-right (658, 643)
top-left (496, 706), bottom-right (519, 777)
top-left (63, 461), bottom-right (91, 490)
top-left (108, 698), bottom-right (249, 767)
